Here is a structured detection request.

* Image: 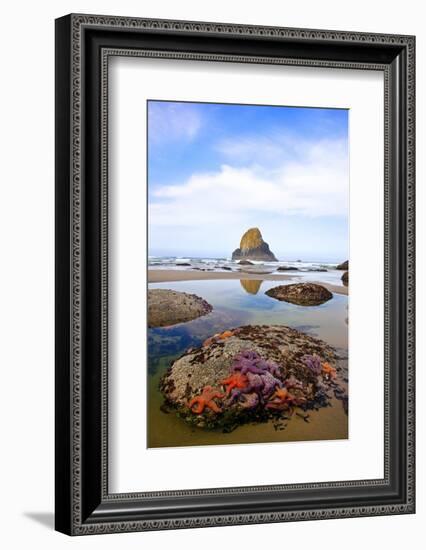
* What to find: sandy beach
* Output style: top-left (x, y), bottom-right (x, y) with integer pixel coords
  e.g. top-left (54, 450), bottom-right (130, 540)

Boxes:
top-left (148, 269), bottom-right (348, 296)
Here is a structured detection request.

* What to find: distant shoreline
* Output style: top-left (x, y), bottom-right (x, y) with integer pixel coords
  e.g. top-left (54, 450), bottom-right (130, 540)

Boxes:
top-left (148, 269), bottom-right (348, 296)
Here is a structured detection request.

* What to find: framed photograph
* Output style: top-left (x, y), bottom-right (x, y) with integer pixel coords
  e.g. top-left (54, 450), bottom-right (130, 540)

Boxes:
top-left (55, 14), bottom-right (415, 535)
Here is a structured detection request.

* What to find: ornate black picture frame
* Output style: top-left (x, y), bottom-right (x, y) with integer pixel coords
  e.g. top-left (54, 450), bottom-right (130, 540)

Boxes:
top-left (55, 13), bottom-right (415, 535)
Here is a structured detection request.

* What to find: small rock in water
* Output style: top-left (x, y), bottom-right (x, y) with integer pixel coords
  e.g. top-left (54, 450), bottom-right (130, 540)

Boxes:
top-left (265, 283), bottom-right (333, 306)
top-left (336, 260), bottom-right (349, 270)
top-left (148, 289), bottom-right (212, 328)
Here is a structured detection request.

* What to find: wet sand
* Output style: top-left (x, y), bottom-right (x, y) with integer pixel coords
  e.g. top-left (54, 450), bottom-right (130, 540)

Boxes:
top-left (148, 269), bottom-right (348, 296)
top-left (148, 356), bottom-right (348, 448)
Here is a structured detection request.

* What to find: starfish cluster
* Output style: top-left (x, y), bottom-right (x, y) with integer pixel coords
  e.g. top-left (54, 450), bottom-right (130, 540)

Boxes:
top-left (303, 354), bottom-right (337, 380)
top-left (302, 354), bottom-right (322, 375)
top-left (186, 350), bottom-right (337, 418)
top-left (223, 350), bottom-right (284, 408)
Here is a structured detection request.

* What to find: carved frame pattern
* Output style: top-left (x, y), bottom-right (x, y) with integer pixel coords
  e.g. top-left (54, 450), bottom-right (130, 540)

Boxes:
top-left (55, 13), bottom-right (415, 535)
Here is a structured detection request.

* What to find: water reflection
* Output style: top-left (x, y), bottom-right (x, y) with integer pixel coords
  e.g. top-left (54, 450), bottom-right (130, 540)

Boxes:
top-left (240, 279), bottom-right (263, 294)
top-left (147, 306), bottom-right (248, 375)
top-left (149, 278), bottom-right (348, 350)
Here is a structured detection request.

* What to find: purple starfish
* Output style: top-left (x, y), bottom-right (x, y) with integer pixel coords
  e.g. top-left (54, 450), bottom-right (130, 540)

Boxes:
top-left (239, 392), bottom-right (259, 409)
top-left (232, 350), bottom-right (281, 376)
top-left (259, 371), bottom-right (282, 398)
top-left (256, 358), bottom-right (281, 377)
top-left (302, 354), bottom-right (322, 375)
top-left (233, 359), bottom-right (265, 375)
top-left (226, 350), bottom-right (284, 408)
top-left (245, 372), bottom-right (264, 393)
top-left (228, 370), bottom-right (279, 405)
top-left (285, 375), bottom-right (304, 391)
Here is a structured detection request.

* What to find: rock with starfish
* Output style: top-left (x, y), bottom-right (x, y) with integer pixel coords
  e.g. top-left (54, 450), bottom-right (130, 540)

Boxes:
top-left (160, 324), bottom-right (341, 429)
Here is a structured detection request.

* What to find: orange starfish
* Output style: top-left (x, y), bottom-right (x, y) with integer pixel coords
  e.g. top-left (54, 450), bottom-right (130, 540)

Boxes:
top-left (218, 330), bottom-right (233, 340)
top-left (220, 372), bottom-right (249, 395)
top-left (187, 385), bottom-right (225, 414)
top-left (321, 362), bottom-right (337, 379)
top-left (265, 387), bottom-right (296, 410)
top-left (202, 330), bottom-right (234, 347)
top-left (202, 336), bottom-right (215, 347)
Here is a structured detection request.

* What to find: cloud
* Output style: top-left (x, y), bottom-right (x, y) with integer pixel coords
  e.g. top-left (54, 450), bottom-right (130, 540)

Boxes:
top-left (216, 130), bottom-right (347, 166)
top-left (149, 136), bottom-right (349, 229)
top-left (215, 133), bottom-right (295, 165)
top-left (148, 101), bottom-right (203, 144)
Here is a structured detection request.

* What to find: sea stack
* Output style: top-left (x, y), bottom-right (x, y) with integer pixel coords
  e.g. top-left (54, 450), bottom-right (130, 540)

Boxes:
top-left (232, 227), bottom-right (277, 261)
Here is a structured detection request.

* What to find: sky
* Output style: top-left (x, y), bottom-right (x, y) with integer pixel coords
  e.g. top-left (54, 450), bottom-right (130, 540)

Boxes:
top-left (147, 100), bottom-right (349, 262)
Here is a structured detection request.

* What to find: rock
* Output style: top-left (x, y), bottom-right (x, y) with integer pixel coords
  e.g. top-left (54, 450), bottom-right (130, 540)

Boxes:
top-left (277, 266), bottom-right (299, 271)
top-left (265, 283), bottom-right (333, 306)
top-left (148, 289), bottom-right (212, 328)
top-left (175, 262), bottom-right (191, 266)
top-left (237, 259), bottom-right (254, 265)
top-left (160, 325), bottom-right (342, 429)
top-left (336, 260), bottom-right (349, 270)
top-left (341, 271), bottom-right (349, 286)
top-left (232, 227), bottom-right (277, 261)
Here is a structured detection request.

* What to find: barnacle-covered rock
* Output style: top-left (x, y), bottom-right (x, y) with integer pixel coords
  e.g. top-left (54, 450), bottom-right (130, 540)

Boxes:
top-left (160, 325), bottom-right (345, 430)
top-left (148, 289), bottom-right (212, 328)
